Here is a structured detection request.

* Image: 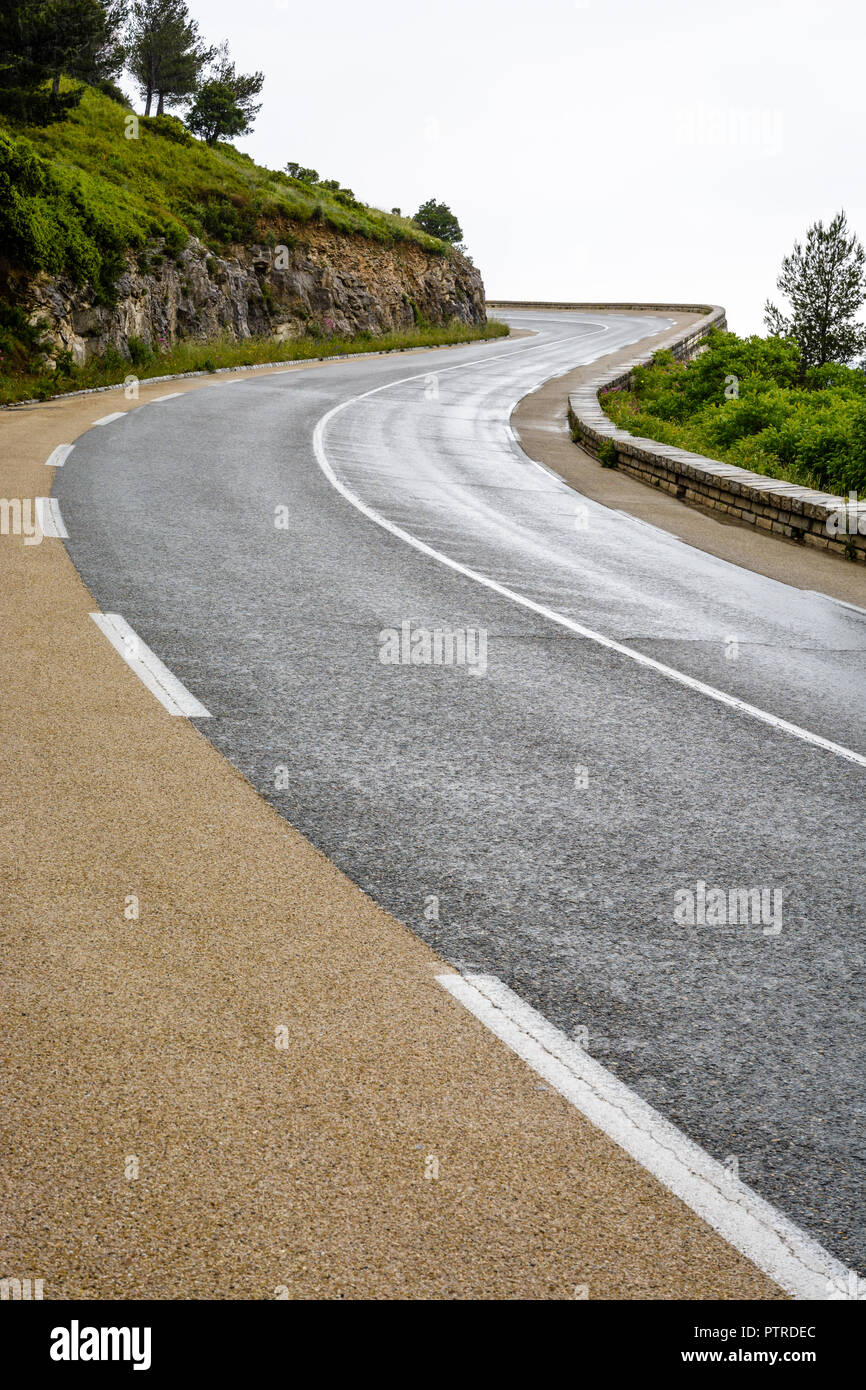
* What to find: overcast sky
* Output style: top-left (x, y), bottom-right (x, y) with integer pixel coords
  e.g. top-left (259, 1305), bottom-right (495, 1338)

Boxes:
top-left (149, 0), bottom-right (864, 335)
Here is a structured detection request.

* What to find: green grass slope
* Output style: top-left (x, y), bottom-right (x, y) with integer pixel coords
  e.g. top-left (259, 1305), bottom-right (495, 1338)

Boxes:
top-left (0, 84), bottom-right (509, 403)
top-left (0, 84), bottom-right (449, 304)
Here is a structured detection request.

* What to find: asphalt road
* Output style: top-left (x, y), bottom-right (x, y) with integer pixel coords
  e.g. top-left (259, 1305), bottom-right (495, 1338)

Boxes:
top-left (55, 309), bottom-right (866, 1273)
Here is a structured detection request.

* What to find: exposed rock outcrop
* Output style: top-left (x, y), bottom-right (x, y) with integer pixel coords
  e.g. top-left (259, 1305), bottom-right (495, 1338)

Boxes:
top-left (6, 222), bottom-right (486, 365)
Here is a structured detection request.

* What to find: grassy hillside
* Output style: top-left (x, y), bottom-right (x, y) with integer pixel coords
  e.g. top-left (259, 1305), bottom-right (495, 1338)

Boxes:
top-left (0, 84), bottom-right (449, 303)
top-left (0, 84), bottom-right (508, 403)
top-left (599, 330), bottom-right (866, 497)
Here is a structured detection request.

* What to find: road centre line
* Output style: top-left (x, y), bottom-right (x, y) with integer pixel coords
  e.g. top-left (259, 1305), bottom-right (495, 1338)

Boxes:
top-left (437, 972), bottom-right (856, 1300)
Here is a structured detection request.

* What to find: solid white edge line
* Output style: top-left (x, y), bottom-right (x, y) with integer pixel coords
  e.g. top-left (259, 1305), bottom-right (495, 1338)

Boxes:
top-left (90, 613), bottom-right (211, 717)
top-left (92, 411), bottom-right (127, 426)
top-left (34, 497), bottom-right (68, 539)
top-left (437, 972), bottom-right (856, 1300)
top-left (806, 590), bottom-right (866, 619)
top-left (311, 349), bottom-right (866, 769)
top-left (45, 444), bottom-right (74, 468)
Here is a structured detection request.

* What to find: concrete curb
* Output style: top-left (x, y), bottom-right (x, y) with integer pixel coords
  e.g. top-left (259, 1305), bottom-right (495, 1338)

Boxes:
top-left (535, 302), bottom-right (866, 565)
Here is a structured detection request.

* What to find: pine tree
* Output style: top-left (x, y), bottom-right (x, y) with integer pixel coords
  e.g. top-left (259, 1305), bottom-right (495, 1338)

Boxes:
top-left (185, 43), bottom-right (263, 145)
top-left (126, 0), bottom-right (211, 117)
top-left (413, 199), bottom-right (463, 244)
top-left (0, 1), bottom-right (82, 123)
top-left (765, 211), bottom-right (866, 368)
top-left (45, 1), bottom-right (127, 98)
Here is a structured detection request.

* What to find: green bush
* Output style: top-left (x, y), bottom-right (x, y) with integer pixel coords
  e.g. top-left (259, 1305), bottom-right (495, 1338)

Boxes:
top-left (192, 193), bottom-right (259, 247)
top-left (161, 221), bottom-right (187, 256)
top-left (0, 125), bottom-right (136, 298)
top-left (0, 303), bottom-right (49, 372)
top-left (142, 115), bottom-right (193, 145)
top-left (127, 336), bottom-right (154, 367)
top-left (93, 80), bottom-right (131, 108)
top-left (597, 438), bottom-right (619, 468)
top-left (97, 345), bottom-right (125, 372)
top-left (599, 329), bottom-right (866, 495)
top-left (52, 349), bottom-right (77, 379)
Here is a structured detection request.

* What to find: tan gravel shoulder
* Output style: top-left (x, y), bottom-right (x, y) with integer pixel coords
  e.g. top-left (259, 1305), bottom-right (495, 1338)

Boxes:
top-left (0, 351), bottom-right (783, 1299)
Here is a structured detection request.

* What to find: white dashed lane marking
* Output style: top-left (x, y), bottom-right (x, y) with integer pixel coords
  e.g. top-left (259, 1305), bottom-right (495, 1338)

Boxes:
top-left (438, 972), bottom-right (858, 1301)
top-left (90, 613), bottom-right (211, 718)
top-left (45, 444), bottom-right (74, 468)
top-left (35, 497), bottom-right (68, 538)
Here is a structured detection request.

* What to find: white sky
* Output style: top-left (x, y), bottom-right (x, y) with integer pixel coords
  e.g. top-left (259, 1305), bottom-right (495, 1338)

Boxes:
top-left (140, 0), bottom-right (866, 335)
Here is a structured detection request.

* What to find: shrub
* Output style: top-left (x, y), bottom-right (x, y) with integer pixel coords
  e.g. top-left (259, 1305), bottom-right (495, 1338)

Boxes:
top-left (599, 329), bottom-right (866, 494)
top-left (162, 221), bottom-right (188, 256)
top-left (0, 126), bottom-right (134, 299)
top-left (0, 303), bottom-right (49, 372)
top-left (93, 80), bottom-right (131, 108)
top-left (194, 193), bottom-right (258, 246)
top-left (127, 336), bottom-right (154, 367)
top-left (52, 349), bottom-right (77, 379)
top-left (143, 115), bottom-right (193, 145)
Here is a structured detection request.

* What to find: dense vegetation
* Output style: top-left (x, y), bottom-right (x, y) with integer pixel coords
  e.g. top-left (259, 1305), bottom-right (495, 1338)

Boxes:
top-left (0, 86), bottom-right (449, 292)
top-left (599, 330), bottom-right (866, 496)
top-left (0, 83), bottom-right (479, 396)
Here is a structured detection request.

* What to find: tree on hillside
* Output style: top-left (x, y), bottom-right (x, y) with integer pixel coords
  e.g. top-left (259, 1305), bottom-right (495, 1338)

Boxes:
top-left (0, 1), bottom-right (83, 123)
top-left (285, 162), bottom-right (319, 184)
top-left (45, 1), bottom-right (128, 97)
top-left (764, 211), bottom-right (866, 368)
top-left (185, 42), bottom-right (263, 145)
top-left (185, 82), bottom-right (244, 144)
top-left (126, 0), bottom-right (212, 117)
top-left (413, 198), bottom-right (463, 243)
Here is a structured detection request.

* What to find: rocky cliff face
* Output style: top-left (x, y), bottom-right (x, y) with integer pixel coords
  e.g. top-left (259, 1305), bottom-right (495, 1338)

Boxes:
top-left (10, 223), bottom-right (487, 366)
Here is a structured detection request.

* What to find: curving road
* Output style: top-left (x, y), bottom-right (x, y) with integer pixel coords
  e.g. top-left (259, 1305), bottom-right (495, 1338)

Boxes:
top-left (55, 309), bottom-right (866, 1272)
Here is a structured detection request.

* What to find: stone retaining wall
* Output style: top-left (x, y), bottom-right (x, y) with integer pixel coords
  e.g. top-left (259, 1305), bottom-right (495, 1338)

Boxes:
top-left (554, 303), bottom-right (866, 564)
